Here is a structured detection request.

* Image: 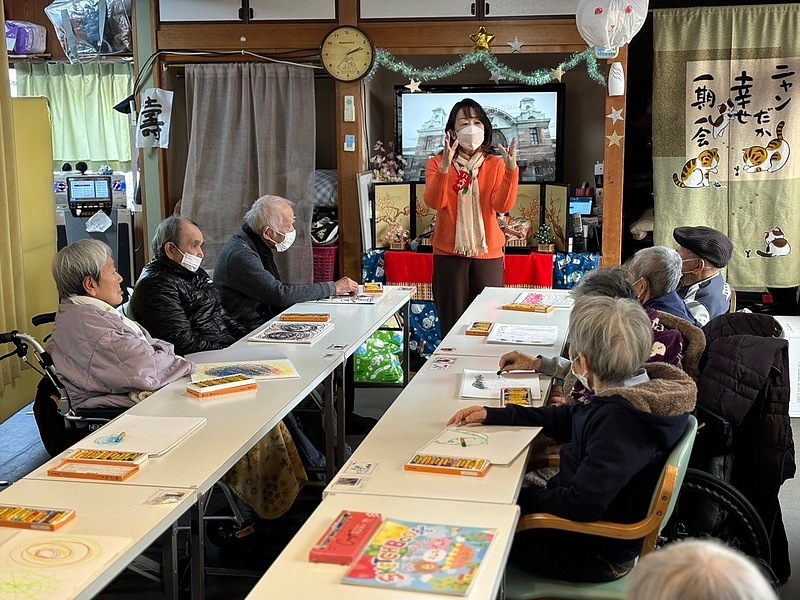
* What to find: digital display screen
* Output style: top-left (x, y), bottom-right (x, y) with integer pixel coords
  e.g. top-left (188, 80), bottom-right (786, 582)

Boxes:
top-left (68, 177), bottom-right (111, 203)
top-left (569, 198), bottom-right (593, 215)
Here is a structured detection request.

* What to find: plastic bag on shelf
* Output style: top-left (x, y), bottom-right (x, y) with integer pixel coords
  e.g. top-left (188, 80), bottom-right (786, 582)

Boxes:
top-left (5, 20), bottom-right (47, 55)
top-left (44, 0), bottom-right (131, 63)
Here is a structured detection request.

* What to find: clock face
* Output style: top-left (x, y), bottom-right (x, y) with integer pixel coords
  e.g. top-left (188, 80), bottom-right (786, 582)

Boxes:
top-left (320, 26), bottom-right (374, 82)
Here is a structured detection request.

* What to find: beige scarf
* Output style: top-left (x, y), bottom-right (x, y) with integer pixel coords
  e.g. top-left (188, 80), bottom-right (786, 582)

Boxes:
top-left (452, 151), bottom-right (488, 257)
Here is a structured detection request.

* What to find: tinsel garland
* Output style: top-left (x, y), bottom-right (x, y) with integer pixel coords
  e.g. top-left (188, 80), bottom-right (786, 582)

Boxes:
top-left (365, 48), bottom-right (605, 86)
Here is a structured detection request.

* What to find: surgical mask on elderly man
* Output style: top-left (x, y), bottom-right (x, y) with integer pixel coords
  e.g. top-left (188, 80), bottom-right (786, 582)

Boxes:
top-left (274, 228), bottom-right (296, 253)
top-left (571, 357), bottom-right (592, 391)
top-left (456, 125), bottom-right (485, 153)
top-left (176, 247), bottom-right (202, 272)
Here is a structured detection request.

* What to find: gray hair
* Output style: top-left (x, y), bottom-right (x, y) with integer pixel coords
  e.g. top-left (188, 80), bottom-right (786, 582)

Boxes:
top-left (626, 539), bottom-right (778, 600)
top-left (151, 216), bottom-right (195, 260)
top-left (568, 296), bottom-right (652, 383)
top-left (628, 246), bottom-right (683, 297)
top-left (571, 266), bottom-right (637, 301)
top-left (244, 195), bottom-right (292, 234)
top-left (52, 239), bottom-right (112, 301)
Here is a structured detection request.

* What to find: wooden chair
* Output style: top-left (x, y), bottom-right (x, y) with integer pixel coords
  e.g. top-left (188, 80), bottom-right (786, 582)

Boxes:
top-left (504, 415), bottom-right (698, 600)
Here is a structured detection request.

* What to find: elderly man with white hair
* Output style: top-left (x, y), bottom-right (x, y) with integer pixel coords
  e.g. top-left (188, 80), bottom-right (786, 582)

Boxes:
top-left (215, 195), bottom-right (358, 333)
top-left (626, 246), bottom-right (697, 325)
top-left (448, 297), bottom-right (697, 583)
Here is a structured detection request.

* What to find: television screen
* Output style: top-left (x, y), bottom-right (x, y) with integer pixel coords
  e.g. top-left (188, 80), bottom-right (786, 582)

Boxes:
top-left (395, 84), bottom-right (564, 182)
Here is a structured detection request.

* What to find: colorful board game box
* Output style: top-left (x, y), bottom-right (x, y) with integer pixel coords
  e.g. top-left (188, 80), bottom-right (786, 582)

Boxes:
top-left (308, 510), bottom-right (383, 565)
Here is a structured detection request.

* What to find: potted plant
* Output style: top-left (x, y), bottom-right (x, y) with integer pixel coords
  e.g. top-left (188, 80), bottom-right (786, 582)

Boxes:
top-left (535, 223), bottom-right (556, 253)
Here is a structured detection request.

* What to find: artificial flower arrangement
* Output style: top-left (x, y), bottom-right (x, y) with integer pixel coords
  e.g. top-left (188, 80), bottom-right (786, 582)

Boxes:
top-left (498, 215), bottom-right (532, 247)
top-left (370, 140), bottom-right (407, 182)
top-left (384, 221), bottom-right (410, 249)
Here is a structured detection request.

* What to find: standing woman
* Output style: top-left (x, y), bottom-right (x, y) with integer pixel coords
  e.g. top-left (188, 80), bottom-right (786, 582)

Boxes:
top-left (424, 98), bottom-right (518, 335)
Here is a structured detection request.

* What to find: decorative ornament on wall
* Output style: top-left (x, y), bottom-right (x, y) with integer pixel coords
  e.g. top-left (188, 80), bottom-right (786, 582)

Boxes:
top-left (489, 70), bottom-right (504, 83)
top-left (607, 107), bottom-right (624, 124)
top-left (551, 66), bottom-right (566, 82)
top-left (470, 27), bottom-right (495, 52)
top-left (365, 48), bottom-right (606, 87)
top-left (606, 130), bottom-right (623, 147)
top-left (507, 37), bottom-right (525, 53)
top-left (405, 79), bottom-right (421, 93)
top-left (576, 0), bottom-right (649, 56)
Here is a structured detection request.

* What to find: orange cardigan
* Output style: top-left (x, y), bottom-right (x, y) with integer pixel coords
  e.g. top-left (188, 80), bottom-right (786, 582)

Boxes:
top-left (423, 154), bottom-right (518, 259)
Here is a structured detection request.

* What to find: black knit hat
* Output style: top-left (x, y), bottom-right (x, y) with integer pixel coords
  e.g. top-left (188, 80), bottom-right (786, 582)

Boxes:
top-left (673, 226), bottom-right (733, 268)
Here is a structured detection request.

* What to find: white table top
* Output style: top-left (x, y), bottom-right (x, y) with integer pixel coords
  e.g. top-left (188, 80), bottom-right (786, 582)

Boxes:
top-left (323, 354), bottom-right (540, 504)
top-left (0, 478), bottom-right (195, 600)
top-left (246, 492), bottom-right (520, 600)
top-left (25, 353), bottom-right (339, 494)
top-left (435, 287), bottom-right (571, 358)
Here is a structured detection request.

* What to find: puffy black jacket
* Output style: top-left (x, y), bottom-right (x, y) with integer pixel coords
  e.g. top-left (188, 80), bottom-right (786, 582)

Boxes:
top-left (698, 312), bottom-right (796, 583)
top-left (130, 258), bottom-right (245, 356)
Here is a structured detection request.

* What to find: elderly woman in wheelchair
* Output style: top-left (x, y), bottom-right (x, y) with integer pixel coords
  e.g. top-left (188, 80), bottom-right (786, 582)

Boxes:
top-left (47, 240), bottom-right (307, 524)
top-left (448, 297), bottom-right (697, 584)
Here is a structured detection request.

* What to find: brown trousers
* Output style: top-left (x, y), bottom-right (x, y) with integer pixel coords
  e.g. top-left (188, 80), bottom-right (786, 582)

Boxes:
top-left (432, 254), bottom-right (504, 337)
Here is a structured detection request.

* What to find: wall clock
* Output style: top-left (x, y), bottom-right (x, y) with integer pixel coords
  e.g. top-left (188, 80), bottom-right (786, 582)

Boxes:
top-left (320, 26), bottom-right (375, 82)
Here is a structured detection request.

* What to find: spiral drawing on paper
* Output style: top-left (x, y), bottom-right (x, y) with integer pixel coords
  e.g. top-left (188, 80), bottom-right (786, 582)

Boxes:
top-left (9, 537), bottom-right (99, 568)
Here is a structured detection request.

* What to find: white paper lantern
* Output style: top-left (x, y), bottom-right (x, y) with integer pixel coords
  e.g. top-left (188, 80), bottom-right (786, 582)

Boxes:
top-left (576, 0), bottom-right (649, 52)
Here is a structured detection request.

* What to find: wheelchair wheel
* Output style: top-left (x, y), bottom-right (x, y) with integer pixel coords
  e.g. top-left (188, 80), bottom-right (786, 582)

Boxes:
top-left (663, 468), bottom-right (772, 569)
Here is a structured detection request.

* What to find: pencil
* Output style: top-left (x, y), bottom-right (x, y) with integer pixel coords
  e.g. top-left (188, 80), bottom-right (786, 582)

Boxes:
top-left (460, 437), bottom-right (466, 447)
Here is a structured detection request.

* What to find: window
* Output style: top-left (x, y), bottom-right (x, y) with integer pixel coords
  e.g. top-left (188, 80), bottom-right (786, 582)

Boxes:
top-left (529, 127), bottom-right (539, 145)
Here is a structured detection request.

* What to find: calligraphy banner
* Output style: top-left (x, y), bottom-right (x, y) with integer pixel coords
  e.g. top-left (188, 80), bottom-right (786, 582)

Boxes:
top-left (652, 5), bottom-right (800, 288)
top-left (136, 88), bottom-right (173, 149)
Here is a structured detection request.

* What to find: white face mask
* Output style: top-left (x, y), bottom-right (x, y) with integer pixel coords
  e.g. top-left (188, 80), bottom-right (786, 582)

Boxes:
top-left (174, 245), bottom-right (202, 272)
top-left (272, 228), bottom-right (296, 252)
top-left (571, 356), bottom-right (592, 391)
top-left (456, 125), bottom-right (485, 152)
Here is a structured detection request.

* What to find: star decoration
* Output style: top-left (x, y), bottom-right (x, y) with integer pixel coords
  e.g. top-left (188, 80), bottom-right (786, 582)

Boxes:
top-left (607, 107), bottom-right (624, 124)
top-left (551, 66), bottom-right (565, 82)
top-left (507, 36), bottom-right (524, 53)
top-left (470, 27), bottom-right (495, 52)
top-left (405, 79), bottom-right (421, 93)
top-left (489, 70), bottom-right (504, 84)
top-left (606, 130), bottom-right (623, 147)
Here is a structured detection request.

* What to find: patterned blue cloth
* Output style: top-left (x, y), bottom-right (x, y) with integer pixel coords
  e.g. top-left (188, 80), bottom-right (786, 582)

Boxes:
top-left (409, 301), bottom-right (441, 358)
top-left (554, 252), bottom-right (601, 289)
top-left (362, 250), bottom-right (386, 283)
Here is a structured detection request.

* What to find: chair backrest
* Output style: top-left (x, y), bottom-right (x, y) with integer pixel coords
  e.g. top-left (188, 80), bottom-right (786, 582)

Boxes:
top-left (639, 414), bottom-right (698, 556)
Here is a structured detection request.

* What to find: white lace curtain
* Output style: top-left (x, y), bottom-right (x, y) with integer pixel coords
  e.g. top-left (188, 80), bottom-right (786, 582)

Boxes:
top-left (180, 63), bottom-right (316, 283)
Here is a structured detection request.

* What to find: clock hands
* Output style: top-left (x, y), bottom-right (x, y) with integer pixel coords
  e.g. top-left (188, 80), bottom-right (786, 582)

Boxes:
top-left (345, 46), bottom-right (364, 56)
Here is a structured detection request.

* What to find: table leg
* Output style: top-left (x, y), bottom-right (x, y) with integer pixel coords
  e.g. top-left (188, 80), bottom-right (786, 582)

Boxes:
top-left (336, 361), bottom-right (347, 471)
top-left (324, 371), bottom-right (336, 482)
top-left (190, 491), bottom-right (209, 600)
top-left (161, 520), bottom-right (179, 599)
top-left (401, 302), bottom-right (410, 386)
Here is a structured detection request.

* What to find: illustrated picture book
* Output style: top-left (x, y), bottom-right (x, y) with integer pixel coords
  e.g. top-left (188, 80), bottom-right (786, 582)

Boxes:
top-left (249, 321), bottom-right (334, 344)
top-left (342, 519), bottom-right (496, 596)
top-left (192, 358), bottom-right (300, 382)
top-left (459, 369), bottom-right (541, 401)
top-left (509, 290), bottom-right (573, 309)
top-left (485, 324), bottom-right (558, 346)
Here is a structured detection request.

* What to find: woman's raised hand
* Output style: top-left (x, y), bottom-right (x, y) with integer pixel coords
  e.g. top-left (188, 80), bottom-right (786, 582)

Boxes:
top-left (498, 138), bottom-right (517, 171)
top-left (439, 132), bottom-right (460, 173)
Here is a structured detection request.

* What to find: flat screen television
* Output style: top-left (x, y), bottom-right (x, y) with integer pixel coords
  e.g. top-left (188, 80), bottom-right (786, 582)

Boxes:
top-left (395, 83), bottom-right (565, 182)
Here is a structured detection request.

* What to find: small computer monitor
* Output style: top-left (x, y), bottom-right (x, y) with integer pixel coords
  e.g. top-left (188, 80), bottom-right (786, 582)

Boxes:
top-left (569, 197), bottom-right (593, 216)
top-left (66, 175), bottom-right (113, 217)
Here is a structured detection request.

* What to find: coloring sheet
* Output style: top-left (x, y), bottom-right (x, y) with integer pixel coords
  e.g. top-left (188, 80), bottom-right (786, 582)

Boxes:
top-left (460, 369), bottom-right (541, 400)
top-left (0, 531), bottom-right (130, 600)
top-left (248, 322), bottom-right (334, 344)
top-left (486, 324), bottom-right (558, 346)
top-left (72, 415), bottom-right (207, 457)
top-left (512, 290), bottom-right (574, 308)
top-left (416, 426), bottom-right (540, 466)
top-left (192, 358), bottom-right (300, 382)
